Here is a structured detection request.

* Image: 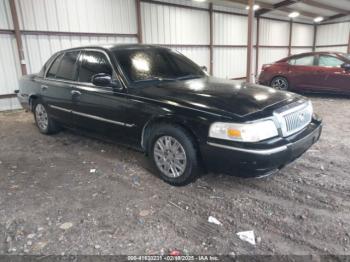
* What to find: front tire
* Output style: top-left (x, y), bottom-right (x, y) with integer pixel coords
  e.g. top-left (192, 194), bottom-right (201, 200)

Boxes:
top-left (271, 76), bottom-right (289, 91)
top-left (34, 103), bottom-right (60, 134)
top-left (148, 124), bottom-right (199, 186)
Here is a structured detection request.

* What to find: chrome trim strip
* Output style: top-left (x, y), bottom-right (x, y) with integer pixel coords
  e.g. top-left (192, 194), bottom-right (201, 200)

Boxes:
top-left (50, 105), bottom-right (71, 113)
top-left (49, 105), bottom-right (135, 128)
top-left (207, 142), bottom-right (288, 155)
top-left (73, 111), bottom-right (135, 127)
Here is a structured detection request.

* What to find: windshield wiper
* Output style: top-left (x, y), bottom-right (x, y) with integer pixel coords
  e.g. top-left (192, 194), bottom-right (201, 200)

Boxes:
top-left (134, 76), bottom-right (176, 83)
top-left (176, 74), bottom-right (203, 81)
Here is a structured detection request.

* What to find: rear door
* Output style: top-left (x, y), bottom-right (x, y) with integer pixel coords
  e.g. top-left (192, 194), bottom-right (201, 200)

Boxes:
top-left (39, 51), bottom-right (80, 125)
top-left (315, 54), bottom-right (350, 94)
top-left (71, 50), bottom-right (138, 145)
top-left (287, 54), bottom-right (321, 91)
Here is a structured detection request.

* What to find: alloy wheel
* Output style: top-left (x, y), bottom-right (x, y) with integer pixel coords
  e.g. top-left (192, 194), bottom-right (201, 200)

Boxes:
top-left (153, 136), bottom-right (187, 178)
top-left (35, 104), bottom-right (49, 131)
top-left (271, 78), bottom-right (288, 90)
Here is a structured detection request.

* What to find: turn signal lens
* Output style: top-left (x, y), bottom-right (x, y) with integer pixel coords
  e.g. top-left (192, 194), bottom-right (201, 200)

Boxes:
top-left (227, 128), bottom-right (241, 138)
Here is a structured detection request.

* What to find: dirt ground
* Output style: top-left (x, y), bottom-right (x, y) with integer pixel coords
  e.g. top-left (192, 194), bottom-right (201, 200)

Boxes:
top-left (0, 95), bottom-right (349, 256)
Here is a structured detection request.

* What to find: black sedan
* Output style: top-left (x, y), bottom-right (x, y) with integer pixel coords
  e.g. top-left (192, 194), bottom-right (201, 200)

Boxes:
top-left (17, 44), bottom-right (322, 185)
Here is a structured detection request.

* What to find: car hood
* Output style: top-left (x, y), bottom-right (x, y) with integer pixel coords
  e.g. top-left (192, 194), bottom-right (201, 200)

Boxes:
top-left (134, 77), bottom-right (302, 120)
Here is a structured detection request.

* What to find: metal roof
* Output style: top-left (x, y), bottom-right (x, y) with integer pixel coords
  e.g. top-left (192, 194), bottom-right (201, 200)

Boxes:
top-left (212, 0), bottom-right (350, 23)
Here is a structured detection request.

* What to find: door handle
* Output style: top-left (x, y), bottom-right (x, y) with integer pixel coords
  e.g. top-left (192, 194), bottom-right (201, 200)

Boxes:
top-left (71, 90), bottom-right (82, 96)
top-left (41, 85), bottom-right (48, 91)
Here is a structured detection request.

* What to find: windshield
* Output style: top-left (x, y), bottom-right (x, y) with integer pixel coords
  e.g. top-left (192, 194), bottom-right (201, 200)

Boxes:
top-left (113, 48), bottom-right (205, 83)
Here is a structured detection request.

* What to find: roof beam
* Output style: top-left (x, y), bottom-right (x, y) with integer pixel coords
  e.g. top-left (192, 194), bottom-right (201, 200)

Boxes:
top-left (223, 0), bottom-right (272, 10)
top-left (255, 0), bottom-right (299, 16)
top-left (280, 6), bottom-right (320, 18)
top-left (300, 0), bottom-right (347, 14)
top-left (218, 0), bottom-right (350, 21)
top-left (322, 13), bottom-right (350, 23)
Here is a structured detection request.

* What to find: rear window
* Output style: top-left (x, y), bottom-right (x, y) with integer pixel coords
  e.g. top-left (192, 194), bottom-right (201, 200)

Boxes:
top-left (46, 54), bottom-right (63, 78)
top-left (55, 51), bottom-right (80, 81)
top-left (39, 53), bottom-right (58, 77)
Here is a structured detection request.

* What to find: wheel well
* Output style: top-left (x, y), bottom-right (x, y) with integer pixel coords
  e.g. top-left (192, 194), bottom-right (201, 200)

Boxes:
top-left (29, 95), bottom-right (39, 112)
top-left (141, 117), bottom-right (200, 155)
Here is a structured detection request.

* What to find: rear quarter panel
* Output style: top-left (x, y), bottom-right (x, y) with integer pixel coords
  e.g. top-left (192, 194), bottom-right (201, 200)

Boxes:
top-left (17, 74), bottom-right (42, 111)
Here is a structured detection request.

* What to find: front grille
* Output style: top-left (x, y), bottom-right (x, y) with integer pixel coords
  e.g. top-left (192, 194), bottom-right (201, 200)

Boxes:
top-left (275, 101), bottom-right (313, 137)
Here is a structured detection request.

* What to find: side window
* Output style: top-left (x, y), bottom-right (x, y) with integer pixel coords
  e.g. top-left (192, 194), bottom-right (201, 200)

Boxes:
top-left (46, 54), bottom-right (63, 78)
top-left (290, 55), bottom-right (315, 66)
top-left (78, 51), bottom-right (113, 83)
top-left (318, 55), bottom-right (344, 67)
top-left (55, 51), bottom-right (80, 81)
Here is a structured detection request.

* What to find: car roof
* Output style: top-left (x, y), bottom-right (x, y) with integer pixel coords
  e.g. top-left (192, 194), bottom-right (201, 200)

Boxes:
top-left (58, 44), bottom-right (169, 53)
top-left (279, 51), bottom-right (349, 62)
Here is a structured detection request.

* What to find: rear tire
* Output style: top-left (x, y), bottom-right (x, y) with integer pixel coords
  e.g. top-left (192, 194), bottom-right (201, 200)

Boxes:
top-left (148, 124), bottom-right (199, 186)
top-left (34, 102), bottom-right (60, 135)
top-left (270, 76), bottom-right (289, 91)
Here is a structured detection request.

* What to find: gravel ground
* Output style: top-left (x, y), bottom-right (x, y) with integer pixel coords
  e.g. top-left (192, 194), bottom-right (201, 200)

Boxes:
top-left (0, 95), bottom-right (349, 256)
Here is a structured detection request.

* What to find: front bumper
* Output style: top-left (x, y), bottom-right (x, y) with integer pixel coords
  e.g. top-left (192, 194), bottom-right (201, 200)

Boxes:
top-left (200, 117), bottom-right (322, 177)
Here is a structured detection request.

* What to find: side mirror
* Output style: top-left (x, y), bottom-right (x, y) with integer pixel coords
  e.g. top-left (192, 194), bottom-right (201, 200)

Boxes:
top-left (201, 66), bottom-right (208, 72)
top-left (341, 63), bottom-right (350, 71)
top-left (92, 73), bottom-right (122, 90)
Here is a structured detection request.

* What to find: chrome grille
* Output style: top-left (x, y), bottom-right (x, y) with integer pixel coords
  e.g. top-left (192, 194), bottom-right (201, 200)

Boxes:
top-left (274, 101), bottom-right (313, 137)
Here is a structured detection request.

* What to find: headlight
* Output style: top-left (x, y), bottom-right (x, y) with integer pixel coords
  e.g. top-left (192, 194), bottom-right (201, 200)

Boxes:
top-left (209, 120), bottom-right (278, 142)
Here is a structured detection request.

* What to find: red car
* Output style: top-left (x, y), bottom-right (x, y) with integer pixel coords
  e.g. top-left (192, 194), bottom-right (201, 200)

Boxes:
top-left (258, 52), bottom-right (350, 95)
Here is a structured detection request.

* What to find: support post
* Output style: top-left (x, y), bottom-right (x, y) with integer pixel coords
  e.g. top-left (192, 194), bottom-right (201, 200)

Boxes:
top-left (136, 0), bottom-right (143, 43)
top-left (288, 19), bottom-right (293, 56)
top-left (347, 31), bottom-right (350, 54)
top-left (255, 16), bottom-right (260, 77)
top-left (246, 0), bottom-right (255, 83)
top-left (312, 24), bottom-right (317, 52)
top-left (9, 0), bottom-right (27, 75)
top-left (209, 3), bottom-right (214, 75)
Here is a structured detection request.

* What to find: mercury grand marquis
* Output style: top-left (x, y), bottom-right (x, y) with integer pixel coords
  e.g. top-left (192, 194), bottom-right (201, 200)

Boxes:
top-left (17, 44), bottom-right (322, 185)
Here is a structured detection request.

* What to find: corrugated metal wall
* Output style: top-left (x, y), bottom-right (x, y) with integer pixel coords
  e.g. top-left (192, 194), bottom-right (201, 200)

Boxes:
top-left (257, 18), bottom-right (289, 73)
top-left (213, 47), bottom-right (247, 79)
top-left (0, 35), bottom-right (22, 111)
top-left (22, 35), bottom-right (137, 74)
top-left (316, 46), bottom-right (348, 53)
top-left (211, 10), bottom-right (254, 79)
top-left (315, 22), bottom-right (350, 52)
top-left (291, 47), bottom-right (313, 55)
top-left (0, 0), bottom-right (22, 111)
top-left (213, 12), bottom-right (249, 45)
top-left (259, 18), bottom-right (290, 46)
top-left (291, 23), bottom-right (314, 55)
top-left (16, 0), bottom-right (137, 33)
top-left (0, 0), bottom-right (12, 28)
top-left (4, 0), bottom-right (344, 112)
top-left (0, 0), bottom-right (138, 111)
top-left (292, 23), bottom-right (314, 47)
top-left (141, 1), bottom-right (210, 70)
top-left (18, 0), bottom-right (138, 74)
top-left (171, 46), bottom-right (210, 70)
top-left (316, 22), bottom-right (350, 47)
